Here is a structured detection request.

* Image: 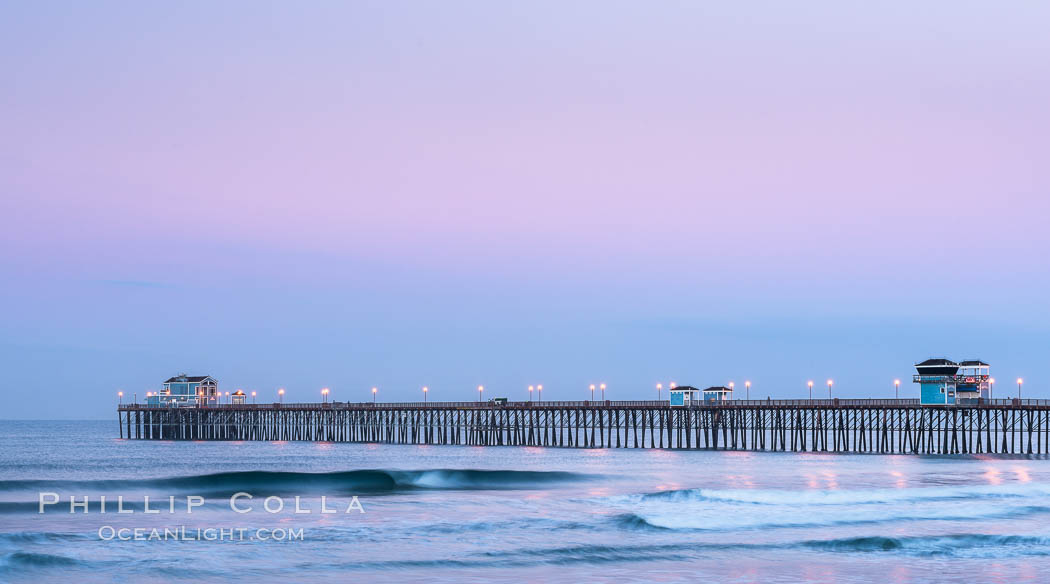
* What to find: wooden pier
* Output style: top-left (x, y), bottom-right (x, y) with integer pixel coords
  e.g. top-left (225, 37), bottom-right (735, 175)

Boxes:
top-left (118, 399), bottom-right (1050, 455)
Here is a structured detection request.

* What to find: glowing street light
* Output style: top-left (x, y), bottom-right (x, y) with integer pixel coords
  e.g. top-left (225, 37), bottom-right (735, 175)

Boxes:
top-left (478, 385), bottom-right (484, 402)
top-left (537, 384), bottom-right (543, 402)
top-left (322, 387), bottom-right (330, 403)
top-left (590, 384), bottom-right (595, 401)
top-left (1018, 378), bottom-right (1024, 399)
top-left (372, 387), bottom-right (377, 404)
top-left (745, 380), bottom-right (751, 401)
top-left (656, 383), bottom-right (662, 400)
top-left (278, 388), bottom-right (285, 403)
top-left (118, 391), bottom-right (123, 404)
top-left (529, 385), bottom-right (534, 402)
top-left (729, 381), bottom-right (735, 398)
top-left (600, 383), bottom-right (606, 401)
top-left (827, 380), bottom-right (833, 399)
top-left (989, 378), bottom-right (995, 400)
top-left (251, 390), bottom-right (257, 404)
top-left (423, 386), bottom-right (428, 403)
top-left (894, 379), bottom-right (900, 399)
top-left (807, 380), bottom-right (813, 400)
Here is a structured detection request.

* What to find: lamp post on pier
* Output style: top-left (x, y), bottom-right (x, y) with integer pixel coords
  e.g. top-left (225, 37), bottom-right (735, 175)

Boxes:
top-left (656, 383), bottom-right (662, 400)
top-left (529, 385), bottom-right (534, 402)
top-left (322, 387), bottom-right (329, 403)
top-left (423, 386), bottom-right (428, 403)
top-left (745, 381), bottom-right (751, 401)
top-left (278, 388), bottom-right (284, 403)
top-left (1018, 378), bottom-right (1024, 399)
top-left (807, 381), bottom-right (813, 400)
top-left (118, 391), bottom-right (123, 405)
top-left (827, 380), bottom-right (833, 399)
top-left (372, 387), bottom-right (377, 404)
top-left (537, 385), bottom-right (543, 402)
top-left (478, 385), bottom-right (484, 403)
top-left (252, 390), bottom-right (257, 404)
top-left (590, 384), bottom-right (595, 401)
top-left (600, 383), bottom-right (606, 401)
top-left (894, 379), bottom-right (900, 399)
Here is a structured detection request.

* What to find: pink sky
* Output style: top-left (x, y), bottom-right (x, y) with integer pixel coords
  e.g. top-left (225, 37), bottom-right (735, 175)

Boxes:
top-left (1, 2), bottom-right (1048, 416)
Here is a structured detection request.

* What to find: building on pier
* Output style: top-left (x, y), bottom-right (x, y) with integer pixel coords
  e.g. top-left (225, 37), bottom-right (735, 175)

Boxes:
top-left (702, 386), bottom-right (733, 403)
top-left (669, 386), bottom-right (700, 406)
top-left (669, 385), bottom-right (734, 405)
top-left (232, 390), bottom-right (246, 405)
top-left (147, 374), bottom-right (218, 407)
top-left (914, 358), bottom-right (990, 405)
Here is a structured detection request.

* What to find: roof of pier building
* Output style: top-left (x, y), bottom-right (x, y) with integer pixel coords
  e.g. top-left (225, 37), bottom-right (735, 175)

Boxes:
top-left (914, 358), bottom-right (961, 376)
top-left (916, 358), bottom-right (957, 367)
top-left (669, 385), bottom-right (700, 392)
top-left (164, 375), bottom-right (216, 383)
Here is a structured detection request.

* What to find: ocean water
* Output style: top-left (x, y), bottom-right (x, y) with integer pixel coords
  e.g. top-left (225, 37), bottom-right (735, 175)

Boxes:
top-left (2, 420), bottom-right (1050, 583)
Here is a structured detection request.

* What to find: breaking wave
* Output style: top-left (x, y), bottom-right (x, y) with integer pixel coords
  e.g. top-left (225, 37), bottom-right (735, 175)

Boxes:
top-left (0, 469), bottom-right (590, 496)
top-left (610, 483), bottom-right (1050, 532)
top-left (1, 551), bottom-right (82, 568)
top-left (799, 533), bottom-right (1050, 555)
top-left (637, 482), bottom-right (1050, 506)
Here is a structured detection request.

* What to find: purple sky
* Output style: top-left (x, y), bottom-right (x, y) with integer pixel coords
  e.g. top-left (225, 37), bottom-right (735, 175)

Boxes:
top-left (2, 2), bottom-right (1048, 418)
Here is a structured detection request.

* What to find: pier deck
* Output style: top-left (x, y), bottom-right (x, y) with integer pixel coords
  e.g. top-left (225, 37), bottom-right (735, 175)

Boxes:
top-left (117, 399), bottom-right (1050, 455)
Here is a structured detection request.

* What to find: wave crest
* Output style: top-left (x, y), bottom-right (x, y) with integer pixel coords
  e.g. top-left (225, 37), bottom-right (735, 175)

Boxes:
top-left (638, 483), bottom-right (1050, 506)
top-left (0, 469), bottom-right (590, 496)
top-left (2, 551), bottom-right (81, 568)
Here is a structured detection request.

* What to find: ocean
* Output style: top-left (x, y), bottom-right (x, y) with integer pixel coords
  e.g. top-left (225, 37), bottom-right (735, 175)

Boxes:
top-left (2, 420), bottom-right (1050, 583)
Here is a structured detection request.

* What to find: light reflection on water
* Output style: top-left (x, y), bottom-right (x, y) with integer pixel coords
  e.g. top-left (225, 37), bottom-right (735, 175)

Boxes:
top-left (2, 420), bottom-right (1050, 583)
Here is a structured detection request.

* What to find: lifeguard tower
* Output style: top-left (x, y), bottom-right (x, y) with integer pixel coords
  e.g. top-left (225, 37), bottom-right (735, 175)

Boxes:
top-left (913, 358), bottom-right (990, 405)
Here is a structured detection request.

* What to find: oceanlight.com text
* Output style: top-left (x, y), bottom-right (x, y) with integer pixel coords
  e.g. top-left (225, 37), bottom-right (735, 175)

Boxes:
top-left (98, 525), bottom-right (306, 542)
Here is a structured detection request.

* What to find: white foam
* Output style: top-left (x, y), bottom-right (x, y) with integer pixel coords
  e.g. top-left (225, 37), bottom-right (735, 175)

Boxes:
top-left (609, 482), bottom-right (1050, 531)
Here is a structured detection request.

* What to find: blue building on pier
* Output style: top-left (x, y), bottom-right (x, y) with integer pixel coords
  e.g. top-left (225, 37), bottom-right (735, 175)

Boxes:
top-left (669, 386), bottom-right (700, 406)
top-left (913, 358), bottom-right (990, 405)
top-left (702, 386), bottom-right (734, 403)
top-left (147, 374), bottom-right (218, 406)
top-left (669, 385), bottom-right (735, 406)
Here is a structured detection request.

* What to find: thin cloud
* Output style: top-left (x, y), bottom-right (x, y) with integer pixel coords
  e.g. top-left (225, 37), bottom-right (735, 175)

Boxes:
top-left (98, 279), bottom-right (175, 289)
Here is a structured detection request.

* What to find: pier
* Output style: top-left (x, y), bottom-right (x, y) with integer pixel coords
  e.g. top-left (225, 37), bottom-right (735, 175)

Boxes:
top-left (118, 399), bottom-right (1050, 455)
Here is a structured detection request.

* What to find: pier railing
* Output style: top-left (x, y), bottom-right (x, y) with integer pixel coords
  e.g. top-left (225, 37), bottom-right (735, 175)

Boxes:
top-left (118, 397), bottom-right (1050, 410)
